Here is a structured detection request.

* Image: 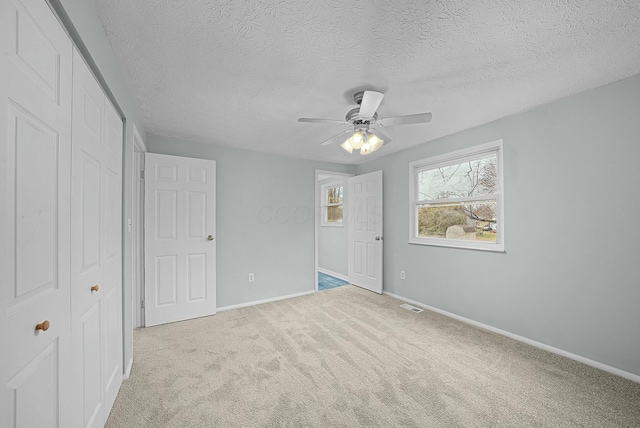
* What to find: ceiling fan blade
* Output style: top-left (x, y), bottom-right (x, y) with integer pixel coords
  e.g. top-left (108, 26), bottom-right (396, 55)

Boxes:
top-left (358, 91), bottom-right (384, 119)
top-left (377, 112), bottom-right (432, 127)
top-left (320, 130), bottom-right (351, 146)
top-left (371, 129), bottom-right (392, 145)
top-left (298, 118), bottom-right (349, 125)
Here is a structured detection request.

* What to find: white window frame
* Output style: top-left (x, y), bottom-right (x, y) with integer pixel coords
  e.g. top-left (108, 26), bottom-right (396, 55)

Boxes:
top-left (409, 140), bottom-right (504, 252)
top-left (321, 182), bottom-right (344, 227)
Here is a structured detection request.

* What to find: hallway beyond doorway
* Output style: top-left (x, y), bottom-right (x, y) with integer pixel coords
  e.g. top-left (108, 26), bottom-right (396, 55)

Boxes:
top-left (318, 272), bottom-right (349, 291)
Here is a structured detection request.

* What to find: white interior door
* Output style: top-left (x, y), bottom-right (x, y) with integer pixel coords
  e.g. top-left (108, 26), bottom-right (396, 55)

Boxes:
top-left (0, 0), bottom-right (73, 427)
top-left (349, 171), bottom-right (383, 294)
top-left (70, 49), bottom-right (123, 428)
top-left (144, 153), bottom-right (217, 327)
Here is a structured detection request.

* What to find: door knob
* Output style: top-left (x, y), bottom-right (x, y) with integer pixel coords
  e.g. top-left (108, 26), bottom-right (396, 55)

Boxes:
top-left (207, 235), bottom-right (214, 241)
top-left (35, 320), bottom-right (50, 331)
top-left (375, 236), bottom-right (382, 241)
top-left (91, 284), bottom-right (99, 292)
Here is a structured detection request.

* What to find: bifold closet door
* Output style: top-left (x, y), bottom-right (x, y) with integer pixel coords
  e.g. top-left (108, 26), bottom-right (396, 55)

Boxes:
top-left (0, 0), bottom-right (74, 427)
top-left (70, 49), bottom-right (123, 428)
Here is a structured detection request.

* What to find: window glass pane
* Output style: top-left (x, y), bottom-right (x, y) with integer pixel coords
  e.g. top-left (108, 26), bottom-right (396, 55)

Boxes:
top-left (326, 205), bottom-right (343, 223)
top-left (326, 186), bottom-right (343, 204)
top-left (418, 155), bottom-right (497, 200)
top-left (417, 200), bottom-right (497, 242)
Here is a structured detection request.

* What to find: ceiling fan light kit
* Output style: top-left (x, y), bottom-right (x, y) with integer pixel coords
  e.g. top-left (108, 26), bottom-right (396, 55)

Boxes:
top-left (340, 140), bottom-right (354, 154)
top-left (342, 130), bottom-right (385, 155)
top-left (367, 133), bottom-right (384, 151)
top-left (349, 131), bottom-right (364, 149)
top-left (298, 89), bottom-right (432, 156)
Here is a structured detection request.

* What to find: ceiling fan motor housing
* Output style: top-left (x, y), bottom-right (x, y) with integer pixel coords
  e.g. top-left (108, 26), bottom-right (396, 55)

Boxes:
top-left (345, 107), bottom-right (377, 125)
top-left (353, 90), bottom-right (365, 105)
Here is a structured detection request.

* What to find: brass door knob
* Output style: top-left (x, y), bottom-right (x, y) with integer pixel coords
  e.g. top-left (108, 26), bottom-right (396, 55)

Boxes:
top-left (36, 320), bottom-right (50, 331)
top-left (207, 235), bottom-right (214, 241)
top-left (91, 284), bottom-right (99, 292)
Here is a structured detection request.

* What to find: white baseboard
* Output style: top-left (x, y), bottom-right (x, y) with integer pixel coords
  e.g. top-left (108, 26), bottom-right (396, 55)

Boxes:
top-left (123, 357), bottom-right (133, 380)
top-left (318, 267), bottom-right (349, 282)
top-left (383, 291), bottom-right (640, 384)
top-left (217, 290), bottom-right (315, 312)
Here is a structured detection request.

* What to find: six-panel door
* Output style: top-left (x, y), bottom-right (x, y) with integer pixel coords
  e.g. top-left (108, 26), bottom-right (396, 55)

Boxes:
top-left (349, 171), bottom-right (384, 294)
top-left (0, 0), bottom-right (73, 426)
top-left (144, 153), bottom-right (217, 327)
top-left (70, 49), bottom-right (123, 428)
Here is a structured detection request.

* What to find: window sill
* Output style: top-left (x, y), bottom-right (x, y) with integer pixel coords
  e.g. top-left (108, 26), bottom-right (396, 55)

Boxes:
top-left (409, 238), bottom-right (505, 253)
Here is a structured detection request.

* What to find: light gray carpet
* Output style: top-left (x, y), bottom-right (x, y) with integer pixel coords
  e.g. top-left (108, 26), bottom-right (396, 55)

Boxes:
top-left (107, 285), bottom-right (640, 427)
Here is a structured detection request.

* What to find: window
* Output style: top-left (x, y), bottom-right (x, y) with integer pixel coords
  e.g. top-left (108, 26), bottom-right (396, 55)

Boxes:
top-left (409, 140), bottom-right (504, 252)
top-left (322, 183), bottom-right (344, 226)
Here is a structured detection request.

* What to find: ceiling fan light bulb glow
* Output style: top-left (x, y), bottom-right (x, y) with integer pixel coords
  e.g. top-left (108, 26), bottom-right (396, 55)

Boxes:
top-left (367, 133), bottom-right (384, 151)
top-left (350, 131), bottom-right (364, 149)
top-left (360, 142), bottom-right (372, 155)
top-left (341, 140), bottom-right (354, 153)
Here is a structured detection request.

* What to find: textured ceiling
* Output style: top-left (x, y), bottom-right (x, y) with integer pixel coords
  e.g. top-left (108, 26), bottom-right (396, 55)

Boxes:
top-left (95, 0), bottom-right (640, 164)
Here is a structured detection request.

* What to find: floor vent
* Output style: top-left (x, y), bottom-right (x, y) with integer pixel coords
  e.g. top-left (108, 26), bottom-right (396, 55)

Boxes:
top-left (400, 303), bottom-right (423, 313)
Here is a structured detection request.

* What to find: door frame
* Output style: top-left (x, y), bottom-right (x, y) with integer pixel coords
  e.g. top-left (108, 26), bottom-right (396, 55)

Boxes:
top-left (314, 169), bottom-right (354, 292)
top-left (131, 125), bottom-right (146, 335)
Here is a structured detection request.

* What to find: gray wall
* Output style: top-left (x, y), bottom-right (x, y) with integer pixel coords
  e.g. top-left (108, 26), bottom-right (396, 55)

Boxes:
top-left (54, 0), bottom-right (147, 370)
top-left (357, 74), bottom-right (640, 377)
top-left (318, 177), bottom-right (349, 276)
top-left (147, 134), bottom-right (356, 307)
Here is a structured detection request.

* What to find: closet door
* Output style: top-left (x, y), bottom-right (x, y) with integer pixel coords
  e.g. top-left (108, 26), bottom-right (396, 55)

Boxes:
top-left (0, 0), bottom-right (73, 427)
top-left (70, 48), bottom-right (123, 428)
top-left (101, 82), bottom-right (124, 419)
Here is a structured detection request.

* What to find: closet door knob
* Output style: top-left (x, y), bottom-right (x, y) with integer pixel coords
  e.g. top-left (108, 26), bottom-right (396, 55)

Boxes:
top-left (91, 284), bottom-right (99, 292)
top-left (35, 320), bottom-right (50, 331)
top-left (207, 235), bottom-right (214, 241)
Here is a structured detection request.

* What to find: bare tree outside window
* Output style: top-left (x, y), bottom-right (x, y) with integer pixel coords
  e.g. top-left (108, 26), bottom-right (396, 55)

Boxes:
top-left (417, 155), bottom-right (498, 241)
top-left (323, 185), bottom-right (344, 224)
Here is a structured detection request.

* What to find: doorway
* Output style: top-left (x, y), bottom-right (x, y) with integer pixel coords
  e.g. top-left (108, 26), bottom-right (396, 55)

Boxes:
top-left (315, 170), bottom-right (353, 291)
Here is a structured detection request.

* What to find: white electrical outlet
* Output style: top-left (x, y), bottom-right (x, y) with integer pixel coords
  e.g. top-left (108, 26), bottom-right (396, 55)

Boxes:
top-left (400, 270), bottom-right (406, 280)
top-left (248, 273), bottom-right (255, 283)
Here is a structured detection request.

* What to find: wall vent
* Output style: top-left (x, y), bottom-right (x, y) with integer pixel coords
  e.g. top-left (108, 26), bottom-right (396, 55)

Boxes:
top-left (400, 303), bottom-right (423, 313)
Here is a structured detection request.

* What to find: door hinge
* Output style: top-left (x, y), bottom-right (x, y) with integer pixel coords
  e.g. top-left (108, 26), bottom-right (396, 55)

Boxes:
top-left (141, 300), bottom-right (145, 309)
top-left (140, 171), bottom-right (145, 179)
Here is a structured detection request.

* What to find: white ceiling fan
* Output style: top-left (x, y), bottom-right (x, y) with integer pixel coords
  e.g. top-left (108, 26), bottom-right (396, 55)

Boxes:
top-left (298, 90), bottom-right (432, 155)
